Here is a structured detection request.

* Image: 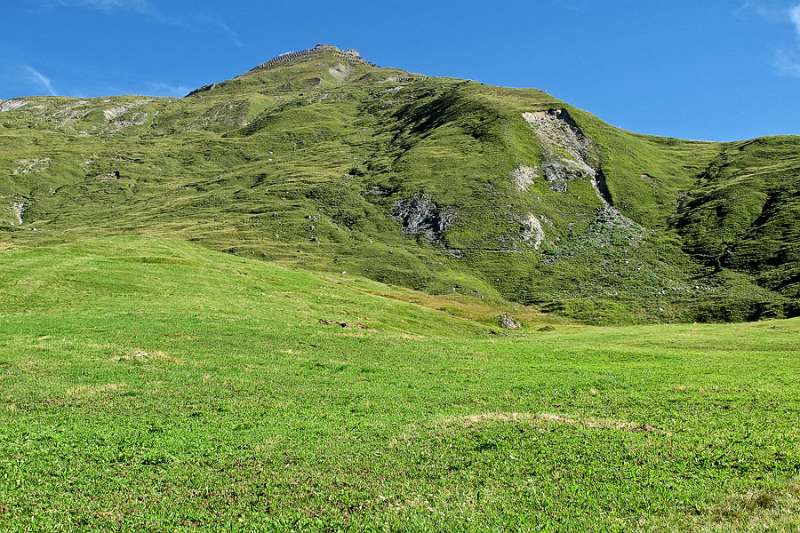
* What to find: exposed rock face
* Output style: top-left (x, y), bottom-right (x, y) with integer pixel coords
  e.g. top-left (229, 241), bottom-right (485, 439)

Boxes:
top-left (10, 202), bottom-right (25, 225)
top-left (524, 109), bottom-right (620, 212)
top-left (595, 205), bottom-right (638, 233)
top-left (392, 192), bottom-right (456, 244)
top-left (0, 99), bottom-right (29, 113)
top-left (383, 75), bottom-right (421, 84)
top-left (521, 214), bottom-right (545, 249)
top-left (186, 83), bottom-right (220, 98)
top-left (196, 100), bottom-right (249, 129)
top-left (103, 100), bottom-right (152, 128)
top-left (13, 158), bottom-right (51, 176)
top-left (509, 165), bottom-right (537, 192)
top-left (328, 63), bottom-right (353, 81)
top-left (103, 106), bottom-right (130, 121)
top-left (523, 109), bottom-right (593, 163)
top-left (250, 44), bottom-right (368, 73)
top-left (523, 108), bottom-right (639, 247)
top-left (499, 313), bottom-right (521, 329)
top-left (523, 109), bottom-right (600, 195)
top-left (95, 171), bottom-right (122, 181)
top-left (540, 159), bottom-right (595, 191)
top-left (53, 100), bottom-right (92, 124)
top-left (115, 112), bottom-right (148, 128)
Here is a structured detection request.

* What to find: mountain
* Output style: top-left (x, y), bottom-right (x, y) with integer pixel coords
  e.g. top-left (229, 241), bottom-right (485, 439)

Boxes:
top-left (1, 44), bottom-right (798, 324)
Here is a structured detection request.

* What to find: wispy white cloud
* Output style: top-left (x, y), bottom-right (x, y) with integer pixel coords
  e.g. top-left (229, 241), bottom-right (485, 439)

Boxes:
top-left (741, 1), bottom-right (800, 33)
top-left (740, 2), bottom-right (800, 77)
top-left (46, 0), bottom-right (177, 24)
top-left (56, 0), bottom-right (151, 10)
top-left (211, 19), bottom-right (245, 48)
top-left (191, 13), bottom-right (246, 48)
top-left (24, 65), bottom-right (57, 96)
top-left (774, 47), bottom-right (800, 75)
top-left (736, 1), bottom-right (787, 21)
top-left (791, 4), bottom-right (800, 34)
top-left (44, 1), bottom-right (246, 46)
top-left (777, 4), bottom-right (800, 76)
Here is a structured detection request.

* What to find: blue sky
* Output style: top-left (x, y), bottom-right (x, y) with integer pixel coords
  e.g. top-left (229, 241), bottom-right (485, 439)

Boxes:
top-left (3, 0), bottom-right (800, 141)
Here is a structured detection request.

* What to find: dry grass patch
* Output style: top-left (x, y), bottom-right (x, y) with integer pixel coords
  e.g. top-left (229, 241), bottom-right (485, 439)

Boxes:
top-left (325, 275), bottom-right (558, 327)
top-left (113, 350), bottom-right (182, 364)
top-left (662, 480), bottom-right (800, 531)
top-left (447, 412), bottom-right (659, 433)
top-left (67, 383), bottom-right (124, 398)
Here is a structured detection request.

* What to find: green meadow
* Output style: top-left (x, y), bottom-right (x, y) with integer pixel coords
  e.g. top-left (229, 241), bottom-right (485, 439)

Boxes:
top-left (1, 237), bottom-right (797, 530)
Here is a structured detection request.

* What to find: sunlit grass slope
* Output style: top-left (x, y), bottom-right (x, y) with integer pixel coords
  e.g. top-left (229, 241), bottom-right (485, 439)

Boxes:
top-left (1, 237), bottom-right (798, 530)
top-left (1, 46), bottom-right (797, 323)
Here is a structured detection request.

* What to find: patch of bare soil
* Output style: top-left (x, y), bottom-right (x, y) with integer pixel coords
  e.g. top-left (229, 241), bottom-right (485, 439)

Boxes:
top-left (328, 63), bottom-right (353, 81)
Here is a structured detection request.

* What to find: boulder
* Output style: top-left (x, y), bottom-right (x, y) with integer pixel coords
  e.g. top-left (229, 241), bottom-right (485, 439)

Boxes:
top-left (499, 313), bottom-right (521, 329)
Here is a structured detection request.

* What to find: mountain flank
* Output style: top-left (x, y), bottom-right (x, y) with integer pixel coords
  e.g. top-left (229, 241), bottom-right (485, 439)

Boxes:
top-left (1, 44), bottom-right (798, 323)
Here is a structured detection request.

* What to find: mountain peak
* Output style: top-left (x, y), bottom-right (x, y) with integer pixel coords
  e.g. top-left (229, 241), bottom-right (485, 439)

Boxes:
top-left (185, 44), bottom-right (369, 97)
top-left (248, 44), bottom-right (366, 73)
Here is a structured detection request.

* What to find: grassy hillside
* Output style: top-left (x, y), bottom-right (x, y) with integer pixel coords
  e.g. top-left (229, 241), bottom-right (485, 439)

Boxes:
top-left (0, 45), bottom-right (797, 323)
top-left (0, 237), bottom-right (798, 530)
top-left (677, 136), bottom-right (800, 317)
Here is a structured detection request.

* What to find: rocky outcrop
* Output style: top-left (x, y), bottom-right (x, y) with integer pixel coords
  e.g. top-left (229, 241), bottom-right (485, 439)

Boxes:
top-left (523, 109), bottom-right (593, 163)
top-left (538, 161), bottom-right (589, 192)
top-left (103, 106), bottom-right (130, 121)
top-left (52, 100), bottom-right (92, 125)
top-left (186, 83), bottom-right (221, 98)
top-left (523, 109), bottom-right (602, 195)
top-left (250, 44), bottom-right (367, 73)
top-left (382, 75), bottom-right (422, 84)
top-left (509, 165), bottom-right (537, 192)
top-left (392, 192), bottom-right (456, 244)
top-left (115, 112), bottom-right (148, 128)
top-left (523, 108), bottom-right (641, 251)
top-left (10, 201), bottom-right (25, 225)
top-left (521, 214), bottom-right (545, 249)
top-left (523, 109), bottom-right (620, 211)
top-left (0, 99), bottom-right (29, 113)
top-left (103, 100), bottom-right (151, 128)
top-left (328, 63), bottom-right (353, 81)
top-left (196, 100), bottom-right (249, 129)
top-left (499, 313), bottom-right (521, 329)
top-left (13, 158), bottom-right (51, 176)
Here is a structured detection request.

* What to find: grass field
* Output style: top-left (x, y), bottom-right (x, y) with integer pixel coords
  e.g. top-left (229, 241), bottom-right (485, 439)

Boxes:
top-left (1, 237), bottom-right (798, 530)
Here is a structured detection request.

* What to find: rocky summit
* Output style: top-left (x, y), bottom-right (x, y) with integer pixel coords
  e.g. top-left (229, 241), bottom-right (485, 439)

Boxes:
top-left (1, 44), bottom-right (798, 324)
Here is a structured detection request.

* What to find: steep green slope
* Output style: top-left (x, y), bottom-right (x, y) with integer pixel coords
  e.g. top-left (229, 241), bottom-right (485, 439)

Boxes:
top-left (1, 237), bottom-right (798, 529)
top-left (1, 44), bottom-right (796, 323)
top-left (677, 137), bottom-right (800, 315)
